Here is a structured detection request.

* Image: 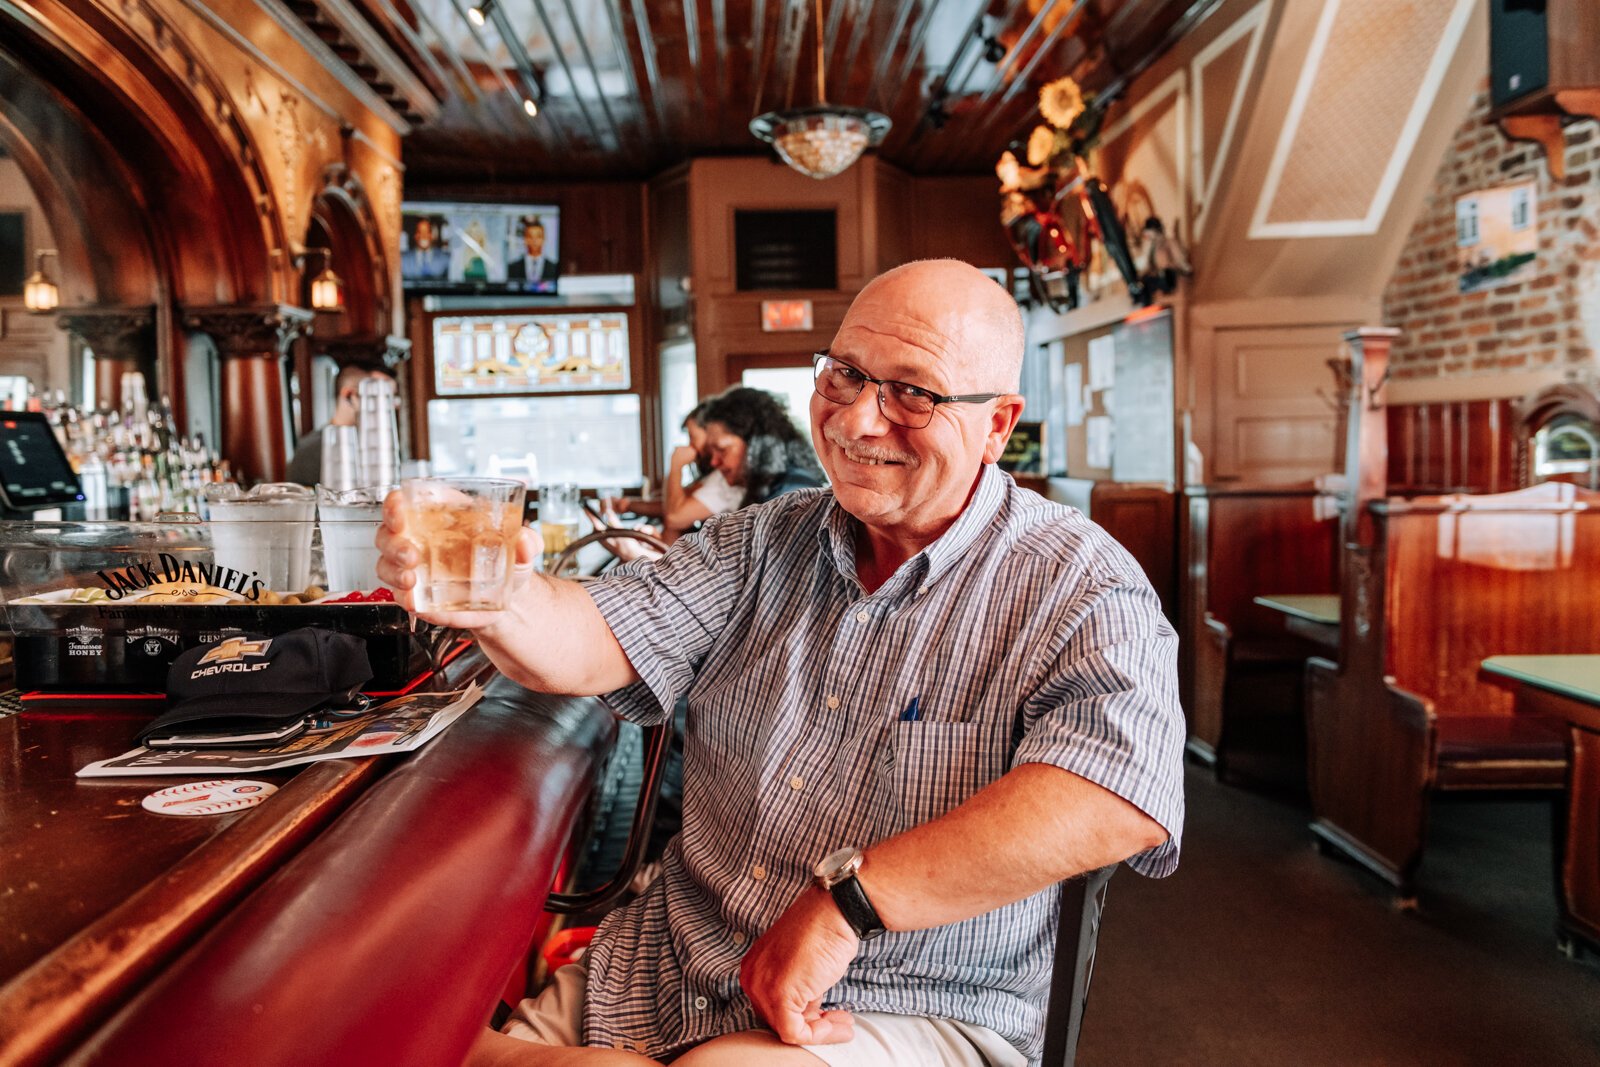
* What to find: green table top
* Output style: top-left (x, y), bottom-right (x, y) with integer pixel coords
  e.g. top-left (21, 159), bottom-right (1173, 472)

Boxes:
top-left (1253, 594), bottom-right (1341, 626)
top-left (1481, 655), bottom-right (1600, 707)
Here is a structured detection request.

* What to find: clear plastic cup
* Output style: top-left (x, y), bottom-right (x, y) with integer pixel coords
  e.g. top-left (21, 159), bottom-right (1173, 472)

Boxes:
top-left (203, 483), bottom-right (315, 595)
top-left (320, 425), bottom-right (362, 492)
top-left (540, 483), bottom-right (582, 577)
top-left (399, 476), bottom-right (526, 612)
top-left (317, 485), bottom-right (390, 593)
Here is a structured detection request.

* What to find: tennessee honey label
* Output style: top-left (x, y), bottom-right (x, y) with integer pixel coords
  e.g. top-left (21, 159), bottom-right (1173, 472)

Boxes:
top-left (66, 624), bottom-right (105, 658)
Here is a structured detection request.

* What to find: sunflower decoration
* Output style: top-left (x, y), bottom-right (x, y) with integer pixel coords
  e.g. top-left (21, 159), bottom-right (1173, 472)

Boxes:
top-left (1026, 125), bottom-right (1058, 167)
top-left (1038, 76), bottom-right (1085, 130)
top-left (994, 74), bottom-right (1110, 310)
top-left (994, 74), bottom-right (1103, 198)
top-left (996, 151), bottom-right (1022, 193)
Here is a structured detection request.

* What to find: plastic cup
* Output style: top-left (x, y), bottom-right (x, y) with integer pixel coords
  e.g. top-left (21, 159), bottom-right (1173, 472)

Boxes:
top-left (204, 483), bottom-right (315, 595)
top-left (320, 425), bottom-right (361, 492)
top-left (399, 477), bottom-right (526, 612)
top-left (539, 483), bottom-right (582, 577)
top-left (317, 486), bottom-right (389, 593)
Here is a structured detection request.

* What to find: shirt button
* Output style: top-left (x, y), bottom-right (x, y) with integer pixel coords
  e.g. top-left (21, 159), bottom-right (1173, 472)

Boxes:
top-left (825, 695), bottom-right (840, 709)
top-left (855, 610), bottom-right (869, 623)
top-left (694, 995), bottom-right (709, 1010)
top-left (789, 775), bottom-right (804, 790)
top-left (751, 864), bottom-right (767, 881)
top-left (732, 930), bottom-right (747, 945)
top-left (918, 585), bottom-right (929, 595)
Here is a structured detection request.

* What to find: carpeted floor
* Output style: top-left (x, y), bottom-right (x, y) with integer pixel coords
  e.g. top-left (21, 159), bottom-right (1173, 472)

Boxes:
top-left (1078, 763), bottom-right (1600, 1066)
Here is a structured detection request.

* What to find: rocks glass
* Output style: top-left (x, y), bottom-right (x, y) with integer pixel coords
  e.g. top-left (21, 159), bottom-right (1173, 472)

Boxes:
top-left (399, 477), bottom-right (526, 612)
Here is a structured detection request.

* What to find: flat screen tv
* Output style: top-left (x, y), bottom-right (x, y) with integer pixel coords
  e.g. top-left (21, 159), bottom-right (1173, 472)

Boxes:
top-left (399, 200), bottom-right (561, 295)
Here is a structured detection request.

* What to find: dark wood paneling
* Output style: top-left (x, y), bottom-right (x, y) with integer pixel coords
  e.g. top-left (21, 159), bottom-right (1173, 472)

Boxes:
top-left (1090, 481), bottom-right (1176, 621)
top-left (1307, 484), bottom-right (1600, 896)
top-left (1180, 484), bottom-right (1340, 765)
top-left (1386, 398), bottom-right (1519, 495)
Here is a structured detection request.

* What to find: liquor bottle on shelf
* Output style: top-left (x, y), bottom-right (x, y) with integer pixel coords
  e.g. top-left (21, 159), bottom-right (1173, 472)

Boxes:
top-left (40, 392), bottom-right (235, 520)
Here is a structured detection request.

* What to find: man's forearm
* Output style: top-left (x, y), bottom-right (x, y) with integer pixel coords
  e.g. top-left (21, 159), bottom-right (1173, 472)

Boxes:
top-left (475, 575), bottom-right (641, 695)
top-left (856, 763), bottom-right (1166, 933)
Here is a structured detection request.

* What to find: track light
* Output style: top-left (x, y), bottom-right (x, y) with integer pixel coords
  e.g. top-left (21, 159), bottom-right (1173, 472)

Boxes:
top-left (467, 0), bottom-right (494, 27)
top-left (977, 17), bottom-right (1006, 64)
top-left (523, 97), bottom-right (538, 118)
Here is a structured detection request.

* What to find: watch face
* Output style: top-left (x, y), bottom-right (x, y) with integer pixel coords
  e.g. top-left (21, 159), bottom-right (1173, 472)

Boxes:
top-left (816, 847), bottom-right (862, 885)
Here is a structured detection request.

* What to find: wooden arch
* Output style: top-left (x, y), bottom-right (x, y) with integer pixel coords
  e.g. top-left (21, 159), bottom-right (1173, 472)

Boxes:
top-left (307, 162), bottom-right (392, 342)
top-left (1515, 380), bottom-right (1600, 490)
top-left (0, 0), bottom-right (288, 410)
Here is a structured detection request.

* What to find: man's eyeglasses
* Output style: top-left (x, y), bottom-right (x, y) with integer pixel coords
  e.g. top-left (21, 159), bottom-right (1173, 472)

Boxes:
top-left (811, 354), bottom-right (1006, 430)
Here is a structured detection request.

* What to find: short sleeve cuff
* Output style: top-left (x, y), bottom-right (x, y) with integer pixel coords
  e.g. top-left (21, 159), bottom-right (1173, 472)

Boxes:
top-left (586, 573), bottom-right (694, 726)
top-left (1012, 733), bottom-right (1183, 877)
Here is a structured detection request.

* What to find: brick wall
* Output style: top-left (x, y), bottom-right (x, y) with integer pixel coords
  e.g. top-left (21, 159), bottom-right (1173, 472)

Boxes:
top-left (1382, 87), bottom-right (1599, 381)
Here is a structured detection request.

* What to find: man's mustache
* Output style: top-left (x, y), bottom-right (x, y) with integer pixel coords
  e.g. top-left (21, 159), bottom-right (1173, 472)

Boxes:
top-left (823, 427), bottom-right (919, 468)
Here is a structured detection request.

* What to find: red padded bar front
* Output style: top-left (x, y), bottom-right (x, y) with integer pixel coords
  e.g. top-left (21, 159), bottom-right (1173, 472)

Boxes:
top-left (67, 679), bottom-right (616, 1067)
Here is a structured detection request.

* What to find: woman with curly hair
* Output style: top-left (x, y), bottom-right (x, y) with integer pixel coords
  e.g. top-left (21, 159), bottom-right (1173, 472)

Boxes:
top-left (697, 386), bottom-right (825, 507)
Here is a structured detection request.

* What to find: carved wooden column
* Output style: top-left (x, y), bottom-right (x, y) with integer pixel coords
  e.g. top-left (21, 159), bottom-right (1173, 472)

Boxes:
top-left (1336, 326), bottom-right (1400, 655)
top-left (183, 305), bottom-right (313, 485)
top-left (1339, 328), bottom-right (1400, 549)
top-left (55, 306), bottom-right (156, 411)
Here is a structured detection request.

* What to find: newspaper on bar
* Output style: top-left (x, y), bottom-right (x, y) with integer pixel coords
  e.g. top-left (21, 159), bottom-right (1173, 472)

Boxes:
top-left (76, 685), bottom-right (484, 778)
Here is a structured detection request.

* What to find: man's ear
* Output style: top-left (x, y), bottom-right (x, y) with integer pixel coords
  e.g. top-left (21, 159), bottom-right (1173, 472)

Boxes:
top-left (982, 394), bottom-right (1027, 464)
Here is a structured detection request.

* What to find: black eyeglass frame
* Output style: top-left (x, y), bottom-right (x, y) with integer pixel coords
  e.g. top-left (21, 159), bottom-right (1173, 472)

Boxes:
top-left (811, 353), bottom-right (1008, 429)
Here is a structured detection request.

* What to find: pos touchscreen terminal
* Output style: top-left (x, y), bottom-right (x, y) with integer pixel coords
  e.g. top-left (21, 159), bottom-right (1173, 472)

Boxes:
top-left (0, 411), bottom-right (85, 516)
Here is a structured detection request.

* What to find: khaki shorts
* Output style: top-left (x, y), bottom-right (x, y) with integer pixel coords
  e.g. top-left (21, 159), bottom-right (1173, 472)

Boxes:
top-left (502, 963), bottom-right (1025, 1067)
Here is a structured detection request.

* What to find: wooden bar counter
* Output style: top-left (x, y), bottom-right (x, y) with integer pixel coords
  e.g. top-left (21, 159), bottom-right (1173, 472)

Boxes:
top-left (0, 650), bottom-right (616, 1066)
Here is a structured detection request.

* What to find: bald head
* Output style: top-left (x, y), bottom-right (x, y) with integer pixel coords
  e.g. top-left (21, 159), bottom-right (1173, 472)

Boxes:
top-left (846, 259), bottom-right (1025, 392)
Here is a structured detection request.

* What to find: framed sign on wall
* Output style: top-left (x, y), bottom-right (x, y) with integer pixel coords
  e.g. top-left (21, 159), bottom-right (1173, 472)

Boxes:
top-left (1000, 420), bottom-right (1046, 475)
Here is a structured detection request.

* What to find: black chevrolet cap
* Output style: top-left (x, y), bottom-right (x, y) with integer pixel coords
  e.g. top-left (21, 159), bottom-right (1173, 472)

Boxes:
top-left (139, 628), bottom-right (373, 744)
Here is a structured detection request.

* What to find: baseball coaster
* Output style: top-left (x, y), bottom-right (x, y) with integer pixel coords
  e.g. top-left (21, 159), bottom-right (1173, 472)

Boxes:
top-left (141, 779), bottom-right (278, 816)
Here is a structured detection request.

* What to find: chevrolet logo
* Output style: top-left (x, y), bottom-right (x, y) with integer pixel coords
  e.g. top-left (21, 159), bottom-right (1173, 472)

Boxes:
top-left (197, 636), bottom-right (273, 665)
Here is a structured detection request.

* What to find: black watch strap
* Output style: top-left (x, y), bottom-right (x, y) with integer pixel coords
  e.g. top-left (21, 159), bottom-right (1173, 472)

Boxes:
top-left (828, 874), bottom-right (886, 941)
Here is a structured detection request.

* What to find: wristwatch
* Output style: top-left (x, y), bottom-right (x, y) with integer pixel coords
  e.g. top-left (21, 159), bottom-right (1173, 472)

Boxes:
top-left (813, 847), bottom-right (886, 941)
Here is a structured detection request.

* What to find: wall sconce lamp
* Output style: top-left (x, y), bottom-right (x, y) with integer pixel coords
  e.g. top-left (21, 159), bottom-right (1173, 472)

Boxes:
top-left (24, 249), bottom-right (59, 314)
top-left (297, 247), bottom-right (344, 312)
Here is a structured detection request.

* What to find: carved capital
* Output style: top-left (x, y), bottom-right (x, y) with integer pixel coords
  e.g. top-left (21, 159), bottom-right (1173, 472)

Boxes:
top-left (383, 334), bottom-right (412, 367)
top-left (183, 304), bottom-right (314, 358)
top-left (318, 333), bottom-right (412, 369)
top-left (55, 306), bottom-right (157, 364)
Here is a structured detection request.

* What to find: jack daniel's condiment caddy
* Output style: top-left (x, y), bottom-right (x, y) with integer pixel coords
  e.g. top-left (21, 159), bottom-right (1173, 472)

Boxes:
top-left (0, 517), bottom-right (419, 693)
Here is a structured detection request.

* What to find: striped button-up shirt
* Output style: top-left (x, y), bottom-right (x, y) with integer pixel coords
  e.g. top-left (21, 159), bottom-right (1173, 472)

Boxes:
top-left (583, 464), bottom-right (1185, 1063)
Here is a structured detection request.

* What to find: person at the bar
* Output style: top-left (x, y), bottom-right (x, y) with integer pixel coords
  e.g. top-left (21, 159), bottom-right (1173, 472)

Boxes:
top-left (377, 259), bottom-right (1185, 1067)
top-left (609, 402), bottom-right (742, 544)
top-left (285, 363), bottom-right (395, 487)
top-left (696, 386), bottom-right (825, 508)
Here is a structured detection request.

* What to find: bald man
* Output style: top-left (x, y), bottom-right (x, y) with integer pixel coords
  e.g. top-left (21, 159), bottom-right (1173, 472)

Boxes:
top-left (378, 260), bottom-right (1185, 1067)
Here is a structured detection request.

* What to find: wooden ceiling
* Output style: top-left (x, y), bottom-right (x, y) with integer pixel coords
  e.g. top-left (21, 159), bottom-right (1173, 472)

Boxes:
top-left (303, 0), bottom-right (1219, 182)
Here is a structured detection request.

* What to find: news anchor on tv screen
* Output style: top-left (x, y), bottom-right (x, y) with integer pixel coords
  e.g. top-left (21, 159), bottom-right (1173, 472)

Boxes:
top-left (399, 201), bottom-right (560, 294)
top-left (506, 215), bottom-right (559, 284)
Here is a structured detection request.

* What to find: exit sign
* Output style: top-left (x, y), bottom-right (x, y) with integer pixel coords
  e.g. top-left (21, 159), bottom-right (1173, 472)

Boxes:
top-left (761, 299), bottom-right (814, 332)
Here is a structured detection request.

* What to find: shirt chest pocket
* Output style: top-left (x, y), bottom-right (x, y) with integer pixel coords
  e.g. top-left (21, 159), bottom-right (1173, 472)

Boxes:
top-left (887, 721), bottom-right (1008, 830)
